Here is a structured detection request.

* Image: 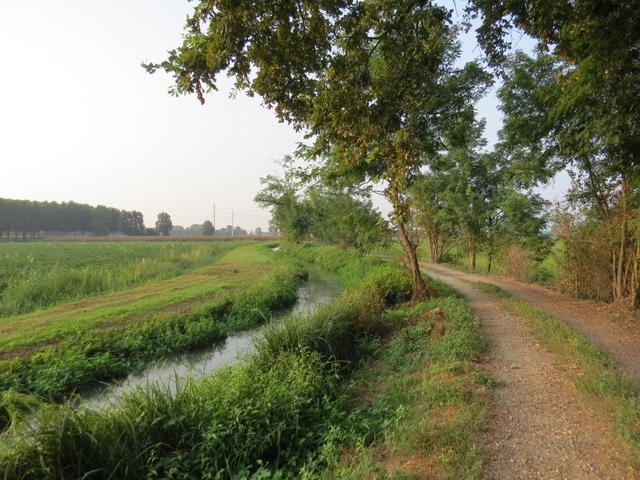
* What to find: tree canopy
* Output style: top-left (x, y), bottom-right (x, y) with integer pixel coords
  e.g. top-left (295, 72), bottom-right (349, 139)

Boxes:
top-left (147, 0), bottom-right (490, 299)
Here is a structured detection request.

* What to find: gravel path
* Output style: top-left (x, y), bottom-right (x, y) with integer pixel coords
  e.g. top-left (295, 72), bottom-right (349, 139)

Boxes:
top-left (422, 263), bottom-right (635, 479)
top-left (426, 262), bottom-right (640, 385)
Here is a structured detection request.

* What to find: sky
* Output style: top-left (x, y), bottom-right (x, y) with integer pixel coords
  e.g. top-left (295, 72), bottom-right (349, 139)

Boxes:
top-left (0, 1), bottom-right (570, 230)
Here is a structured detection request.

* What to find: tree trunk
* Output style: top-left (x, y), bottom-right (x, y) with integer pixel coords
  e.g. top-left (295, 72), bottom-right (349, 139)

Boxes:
top-left (487, 253), bottom-right (493, 274)
top-left (398, 221), bottom-right (430, 301)
top-left (468, 237), bottom-right (476, 271)
top-left (614, 177), bottom-right (629, 301)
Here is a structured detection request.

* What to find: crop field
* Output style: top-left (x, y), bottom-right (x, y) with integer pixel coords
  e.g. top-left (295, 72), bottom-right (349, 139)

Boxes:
top-left (0, 241), bottom-right (252, 316)
top-left (0, 241), bottom-right (305, 426)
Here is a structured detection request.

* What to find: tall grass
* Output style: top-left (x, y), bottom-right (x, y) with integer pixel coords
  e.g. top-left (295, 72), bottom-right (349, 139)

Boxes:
top-left (0, 242), bottom-right (242, 316)
top-left (0, 262), bottom-right (303, 430)
top-left (0, 246), bottom-right (414, 478)
top-left (314, 297), bottom-right (489, 479)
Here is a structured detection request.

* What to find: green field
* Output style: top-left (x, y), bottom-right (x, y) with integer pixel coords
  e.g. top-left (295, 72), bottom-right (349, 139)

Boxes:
top-left (0, 241), bottom-right (250, 316)
top-left (0, 241), bottom-right (306, 427)
top-left (0, 244), bottom-right (489, 479)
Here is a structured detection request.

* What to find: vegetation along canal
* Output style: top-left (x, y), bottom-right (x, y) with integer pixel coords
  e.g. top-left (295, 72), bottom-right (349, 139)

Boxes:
top-left (85, 267), bottom-right (342, 409)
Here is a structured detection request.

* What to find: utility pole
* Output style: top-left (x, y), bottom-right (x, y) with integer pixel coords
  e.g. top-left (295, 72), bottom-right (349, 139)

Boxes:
top-left (231, 209), bottom-right (234, 236)
top-left (212, 203), bottom-right (216, 231)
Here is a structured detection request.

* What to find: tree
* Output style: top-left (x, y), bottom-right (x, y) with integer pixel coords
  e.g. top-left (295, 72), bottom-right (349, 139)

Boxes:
top-left (0, 198), bottom-right (124, 239)
top-left (308, 187), bottom-right (388, 252)
top-left (120, 210), bottom-right (145, 236)
top-left (497, 51), bottom-right (639, 303)
top-left (255, 157), bottom-right (312, 243)
top-left (411, 172), bottom-right (460, 264)
top-left (201, 220), bottom-right (215, 236)
top-left (147, 0), bottom-right (490, 299)
top-left (155, 212), bottom-right (173, 236)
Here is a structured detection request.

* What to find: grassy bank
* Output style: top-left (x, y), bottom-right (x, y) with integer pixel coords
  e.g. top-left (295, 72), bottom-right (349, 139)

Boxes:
top-left (0, 241), bottom-right (245, 316)
top-left (0, 244), bottom-right (304, 428)
top-left (0, 245), bottom-right (489, 479)
top-left (476, 282), bottom-right (640, 468)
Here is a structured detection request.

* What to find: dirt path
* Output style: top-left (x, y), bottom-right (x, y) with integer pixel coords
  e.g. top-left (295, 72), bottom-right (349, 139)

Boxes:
top-left (423, 263), bottom-right (634, 479)
top-left (426, 262), bottom-right (640, 385)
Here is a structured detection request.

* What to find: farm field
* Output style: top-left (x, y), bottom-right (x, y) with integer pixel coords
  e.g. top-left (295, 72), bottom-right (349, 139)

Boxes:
top-left (0, 241), bottom-right (305, 424)
top-left (0, 241), bottom-right (294, 357)
top-left (0, 240), bottom-right (249, 316)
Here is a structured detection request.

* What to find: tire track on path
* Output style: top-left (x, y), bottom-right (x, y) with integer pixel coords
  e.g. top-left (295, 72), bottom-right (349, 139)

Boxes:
top-left (427, 262), bottom-right (640, 385)
top-left (422, 263), bottom-right (634, 479)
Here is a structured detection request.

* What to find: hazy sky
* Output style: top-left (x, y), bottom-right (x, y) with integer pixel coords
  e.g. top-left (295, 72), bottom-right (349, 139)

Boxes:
top-left (0, 1), bottom-right (569, 230)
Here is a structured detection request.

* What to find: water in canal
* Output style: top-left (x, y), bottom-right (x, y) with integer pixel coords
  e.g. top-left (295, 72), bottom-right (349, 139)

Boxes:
top-left (84, 268), bottom-right (342, 409)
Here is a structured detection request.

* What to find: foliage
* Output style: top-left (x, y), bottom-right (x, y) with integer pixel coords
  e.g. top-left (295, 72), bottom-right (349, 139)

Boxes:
top-left (119, 210), bottom-right (145, 236)
top-left (255, 156), bottom-right (313, 242)
top-left (0, 197), bottom-right (146, 238)
top-left (307, 186), bottom-right (389, 252)
top-left (412, 120), bottom-right (548, 273)
top-left (201, 220), bottom-right (214, 236)
top-left (497, 50), bottom-right (640, 304)
top-left (256, 157), bottom-right (388, 251)
top-left (155, 212), bottom-right (173, 236)
top-left (145, 0), bottom-right (491, 299)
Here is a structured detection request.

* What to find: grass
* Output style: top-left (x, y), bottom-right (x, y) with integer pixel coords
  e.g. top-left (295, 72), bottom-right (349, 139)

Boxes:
top-left (313, 296), bottom-right (490, 479)
top-left (0, 241), bottom-right (245, 316)
top-left (475, 281), bottom-right (640, 470)
top-left (0, 243), bottom-right (305, 428)
top-left (0, 243), bottom-right (285, 356)
top-left (0, 244), bottom-right (490, 479)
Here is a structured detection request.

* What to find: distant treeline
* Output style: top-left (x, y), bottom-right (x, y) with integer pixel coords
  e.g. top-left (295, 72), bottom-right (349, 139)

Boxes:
top-left (0, 198), bottom-right (146, 239)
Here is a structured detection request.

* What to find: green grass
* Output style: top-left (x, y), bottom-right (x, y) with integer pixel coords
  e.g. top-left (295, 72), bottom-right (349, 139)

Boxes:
top-left (0, 243), bottom-right (284, 356)
top-left (314, 297), bottom-right (490, 479)
top-left (476, 281), bottom-right (640, 470)
top-left (0, 241), bottom-right (246, 316)
top-left (0, 243), bottom-right (305, 429)
top-left (0, 245), bottom-right (490, 479)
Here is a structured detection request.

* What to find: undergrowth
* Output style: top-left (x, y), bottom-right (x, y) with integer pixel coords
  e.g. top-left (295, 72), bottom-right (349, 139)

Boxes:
top-left (0, 245), bottom-right (489, 479)
top-left (0, 257), bottom-right (303, 430)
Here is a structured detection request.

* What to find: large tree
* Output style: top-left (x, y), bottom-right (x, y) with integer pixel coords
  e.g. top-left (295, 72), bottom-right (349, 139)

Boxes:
top-left (155, 212), bottom-right (173, 236)
top-left (120, 210), bottom-right (145, 236)
top-left (147, 0), bottom-right (489, 299)
top-left (468, 0), bottom-right (640, 304)
top-left (201, 220), bottom-right (215, 236)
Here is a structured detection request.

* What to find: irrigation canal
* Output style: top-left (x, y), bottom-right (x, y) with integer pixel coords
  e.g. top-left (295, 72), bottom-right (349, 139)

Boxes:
top-left (84, 267), bottom-right (343, 410)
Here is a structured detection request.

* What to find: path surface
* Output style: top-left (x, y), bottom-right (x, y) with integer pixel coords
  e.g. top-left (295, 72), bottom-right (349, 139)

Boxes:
top-left (423, 263), bottom-right (635, 479)
top-left (426, 262), bottom-right (640, 385)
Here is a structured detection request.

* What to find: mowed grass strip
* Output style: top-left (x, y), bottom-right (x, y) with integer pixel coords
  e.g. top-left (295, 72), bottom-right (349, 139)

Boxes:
top-left (0, 243), bottom-right (282, 357)
top-left (475, 281), bottom-right (640, 471)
